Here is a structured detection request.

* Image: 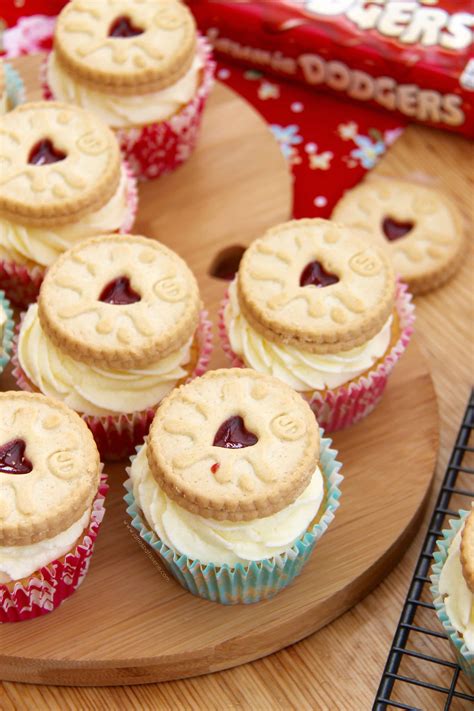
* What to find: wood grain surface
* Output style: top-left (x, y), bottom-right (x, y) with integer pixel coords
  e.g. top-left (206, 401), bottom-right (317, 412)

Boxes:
top-left (1, 54), bottom-right (473, 709)
top-left (0, 339), bottom-right (437, 686)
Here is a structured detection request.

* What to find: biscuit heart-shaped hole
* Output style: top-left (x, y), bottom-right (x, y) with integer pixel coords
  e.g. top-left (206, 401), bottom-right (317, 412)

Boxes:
top-left (382, 216), bottom-right (414, 241)
top-left (109, 16), bottom-right (144, 38)
top-left (0, 439), bottom-right (33, 475)
top-left (300, 260), bottom-right (339, 287)
top-left (28, 139), bottom-right (67, 166)
top-left (99, 276), bottom-right (141, 305)
top-left (213, 416), bottom-right (258, 449)
top-left (209, 246), bottom-right (246, 280)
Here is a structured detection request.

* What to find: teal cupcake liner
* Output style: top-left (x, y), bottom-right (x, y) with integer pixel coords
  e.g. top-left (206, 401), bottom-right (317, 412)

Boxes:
top-left (124, 430), bottom-right (343, 604)
top-left (0, 291), bottom-right (14, 373)
top-left (4, 62), bottom-right (25, 110)
top-left (430, 509), bottom-right (474, 682)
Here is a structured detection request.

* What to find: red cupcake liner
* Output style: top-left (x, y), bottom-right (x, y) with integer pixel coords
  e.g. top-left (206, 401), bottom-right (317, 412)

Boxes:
top-left (13, 310), bottom-right (213, 460)
top-left (0, 259), bottom-right (44, 309)
top-left (0, 160), bottom-right (138, 309)
top-left (0, 473), bottom-right (108, 623)
top-left (218, 281), bottom-right (415, 431)
top-left (42, 36), bottom-right (215, 181)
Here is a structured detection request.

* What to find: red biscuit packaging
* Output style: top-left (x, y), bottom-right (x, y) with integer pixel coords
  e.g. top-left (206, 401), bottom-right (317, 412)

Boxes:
top-left (188, 0), bottom-right (474, 138)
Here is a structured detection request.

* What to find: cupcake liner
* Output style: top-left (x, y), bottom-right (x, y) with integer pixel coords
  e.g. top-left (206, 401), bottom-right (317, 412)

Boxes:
top-left (0, 473), bottom-right (108, 623)
top-left (124, 431), bottom-right (343, 604)
top-left (0, 160), bottom-right (138, 309)
top-left (42, 36), bottom-right (216, 181)
top-left (0, 258), bottom-right (44, 309)
top-left (430, 510), bottom-right (474, 682)
top-left (219, 280), bottom-right (415, 432)
top-left (13, 310), bottom-right (213, 461)
top-left (0, 290), bottom-right (14, 373)
top-left (4, 62), bottom-right (25, 110)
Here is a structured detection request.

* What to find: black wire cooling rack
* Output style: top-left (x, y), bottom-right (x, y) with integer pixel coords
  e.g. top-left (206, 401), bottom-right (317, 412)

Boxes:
top-left (374, 389), bottom-right (474, 711)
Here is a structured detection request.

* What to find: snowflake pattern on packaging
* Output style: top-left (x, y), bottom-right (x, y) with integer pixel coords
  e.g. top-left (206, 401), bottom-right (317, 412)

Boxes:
top-left (0, 474), bottom-right (108, 623)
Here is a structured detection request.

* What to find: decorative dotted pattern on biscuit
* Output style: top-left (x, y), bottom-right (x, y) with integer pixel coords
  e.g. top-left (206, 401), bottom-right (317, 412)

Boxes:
top-left (237, 219), bottom-right (396, 354)
top-left (0, 101), bottom-right (120, 226)
top-left (37, 234), bottom-right (200, 369)
top-left (147, 369), bottom-right (320, 521)
top-left (460, 507), bottom-right (474, 595)
top-left (54, 0), bottom-right (196, 93)
top-left (332, 178), bottom-right (465, 295)
top-left (0, 391), bottom-right (100, 546)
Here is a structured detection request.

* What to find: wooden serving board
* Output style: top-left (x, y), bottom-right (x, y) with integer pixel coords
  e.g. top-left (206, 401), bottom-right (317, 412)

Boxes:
top-left (0, 56), bottom-right (438, 686)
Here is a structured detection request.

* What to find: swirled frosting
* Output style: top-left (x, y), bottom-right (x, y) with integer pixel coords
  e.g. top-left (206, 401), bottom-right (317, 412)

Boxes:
top-left (0, 507), bottom-right (90, 582)
top-left (18, 304), bottom-right (194, 417)
top-left (0, 166), bottom-right (130, 268)
top-left (439, 524), bottom-right (474, 653)
top-left (130, 444), bottom-right (324, 567)
top-left (46, 51), bottom-right (204, 129)
top-left (224, 279), bottom-right (392, 390)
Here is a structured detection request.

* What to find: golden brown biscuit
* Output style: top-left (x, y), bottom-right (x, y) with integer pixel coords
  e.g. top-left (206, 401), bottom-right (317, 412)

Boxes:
top-left (237, 219), bottom-right (396, 354)
top-left (0, 101), bottom-right (121, 227)
top-left (38, 233), bottom-right (201, 369)
top-left (147, 368), bottom-right (320, 521)
top-left (0, 391), bottom-right (100, 546)
top-left (332, 178), bottom-right (465, 295)
top-left (54, 0), bottom-right (197, 94)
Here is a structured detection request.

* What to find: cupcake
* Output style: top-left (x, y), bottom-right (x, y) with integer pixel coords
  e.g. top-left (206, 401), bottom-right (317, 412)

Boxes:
top-left (219, 219), bottom-right (415, 431)
top-left (0, 391), bottom-right (106, 622)
top-left (13, 233), bottom-right (212, 460)
top-left (125, 368), bottom-right (343, 604)
top-left (0, 58), bottom-right (25, 113)
top-left (431, 506), bottom-right (474, 682)
top-left (0, 291), bottom-right (14, 374)
top-left (332, 178), bottom-right (466, 295)
top-left (0, 101), bottom-right (137, 307)
top-left (44, 0), bottom-right (215, 180)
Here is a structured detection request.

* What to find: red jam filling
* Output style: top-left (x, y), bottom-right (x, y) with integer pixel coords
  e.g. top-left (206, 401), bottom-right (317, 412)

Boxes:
top-left (28, 139), bottom-right (66, 166)
top-left (99, 276), bottom-right (141, 305)
top-left (213, 416), bottom-right (258, 449)
top-left (109, 16), bottom-right (144, 38)
top-left (300, 260), bottom-right (339, 287)
top-left (0, 439), bottom-right (33, 475)
top-left (382, 217), bottom-right (414, 241)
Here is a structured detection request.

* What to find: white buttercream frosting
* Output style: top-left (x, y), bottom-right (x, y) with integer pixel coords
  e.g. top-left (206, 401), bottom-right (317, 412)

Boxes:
top-left (46, 50), bottom-right (204, 129)
top-left (18, 304), bottom-right (194, 417)
top-left (0, 166), bottom-right (130, 268)
top-left (439, 524), bottom-right (474, 653)
top-left (0, 507), bottom-right (90, 582)
top-left (130, 444), bottom-right (324, 567)
top-left (224, 279), bottom-right (392, 391)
